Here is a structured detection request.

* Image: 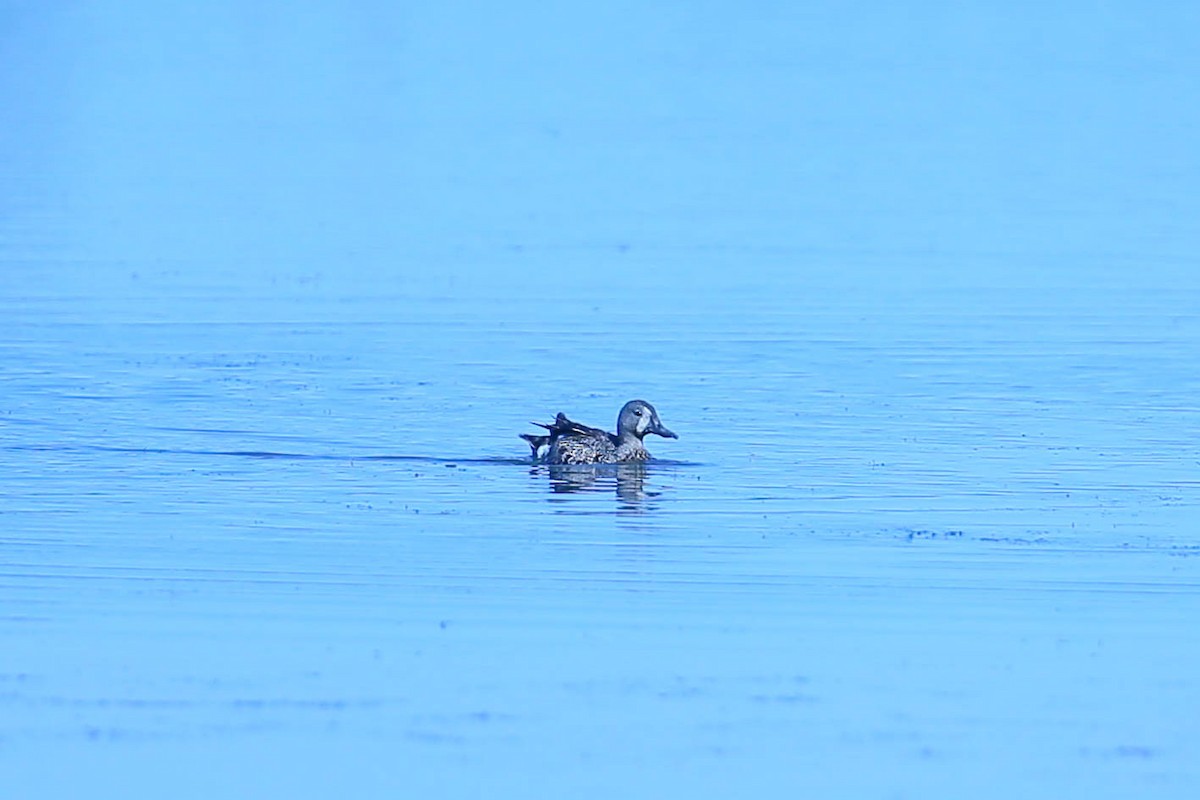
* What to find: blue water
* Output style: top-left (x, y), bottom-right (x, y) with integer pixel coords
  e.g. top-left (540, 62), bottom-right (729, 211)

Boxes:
top-left (3, 2), bottom-right (1200, 797)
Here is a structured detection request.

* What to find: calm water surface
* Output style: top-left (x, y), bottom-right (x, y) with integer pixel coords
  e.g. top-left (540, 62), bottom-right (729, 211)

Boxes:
top-left (3, 2), bottom-right (1200, 798)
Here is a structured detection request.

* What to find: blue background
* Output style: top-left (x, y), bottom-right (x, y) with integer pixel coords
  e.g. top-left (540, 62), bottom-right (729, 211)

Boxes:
top-left (3, 2), bottom-right (1199, 797)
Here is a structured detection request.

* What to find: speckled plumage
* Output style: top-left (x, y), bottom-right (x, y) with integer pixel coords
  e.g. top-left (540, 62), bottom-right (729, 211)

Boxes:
top-left (521, 400), bottom-right (678, 464)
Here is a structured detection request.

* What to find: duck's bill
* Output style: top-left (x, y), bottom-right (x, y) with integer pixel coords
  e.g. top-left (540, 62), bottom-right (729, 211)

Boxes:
top-left (652, 423), bottom-right (678, 439)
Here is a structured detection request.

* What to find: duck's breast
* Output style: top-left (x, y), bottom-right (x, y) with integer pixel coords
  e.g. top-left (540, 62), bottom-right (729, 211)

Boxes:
top-left (614, 441), bottom-right (650, 461)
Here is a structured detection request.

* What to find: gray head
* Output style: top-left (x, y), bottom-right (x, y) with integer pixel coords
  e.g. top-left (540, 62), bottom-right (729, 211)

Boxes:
top-left (616, 400), bottom-right (678, 441)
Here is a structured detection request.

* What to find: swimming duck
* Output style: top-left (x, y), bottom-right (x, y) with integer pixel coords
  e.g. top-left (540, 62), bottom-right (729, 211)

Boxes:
top-left (521, 400), bottom-right (678, 464)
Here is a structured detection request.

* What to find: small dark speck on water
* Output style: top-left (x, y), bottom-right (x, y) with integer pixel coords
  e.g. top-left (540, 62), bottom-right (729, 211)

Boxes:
top-left (906, 530), bottom-right (964, 541)
top-left (1113, 746), bottom-right (1157, 759)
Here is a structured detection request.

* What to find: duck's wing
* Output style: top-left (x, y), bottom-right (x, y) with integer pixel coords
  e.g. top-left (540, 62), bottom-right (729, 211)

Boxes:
top-left (532, 413), bottom-right (607, 439)
top-left (561, 414), bottom-right (607, 437)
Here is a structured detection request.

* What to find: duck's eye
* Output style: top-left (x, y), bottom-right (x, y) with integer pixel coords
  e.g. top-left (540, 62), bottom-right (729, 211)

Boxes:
top-left (633, 409), bottom-right (642, 416)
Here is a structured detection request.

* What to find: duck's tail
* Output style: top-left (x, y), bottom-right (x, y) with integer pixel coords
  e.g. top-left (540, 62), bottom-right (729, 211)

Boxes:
top-left (520, 432), bottom-right (549, 460)
top-left (522, 413), bottom-right (588, 460)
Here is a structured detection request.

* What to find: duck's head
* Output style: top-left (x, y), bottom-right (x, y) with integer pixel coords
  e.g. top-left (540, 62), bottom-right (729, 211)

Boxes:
top-left (617, 400), bottom-right (678, 441)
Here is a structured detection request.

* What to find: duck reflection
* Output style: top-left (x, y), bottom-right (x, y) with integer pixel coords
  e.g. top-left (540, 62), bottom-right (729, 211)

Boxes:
top-left (532, 462), bottom-right (661, 506)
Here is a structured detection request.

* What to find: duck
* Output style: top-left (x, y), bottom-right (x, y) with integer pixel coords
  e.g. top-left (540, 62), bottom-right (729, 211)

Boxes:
top-left (521, 400), bottom-right (678, 464)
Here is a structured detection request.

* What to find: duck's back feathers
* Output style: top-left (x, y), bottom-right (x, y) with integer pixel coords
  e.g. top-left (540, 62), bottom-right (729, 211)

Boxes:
top-left (550, 429), bottom-right (619, 464)
top-left (521, 413), bottom-right (605, 460)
